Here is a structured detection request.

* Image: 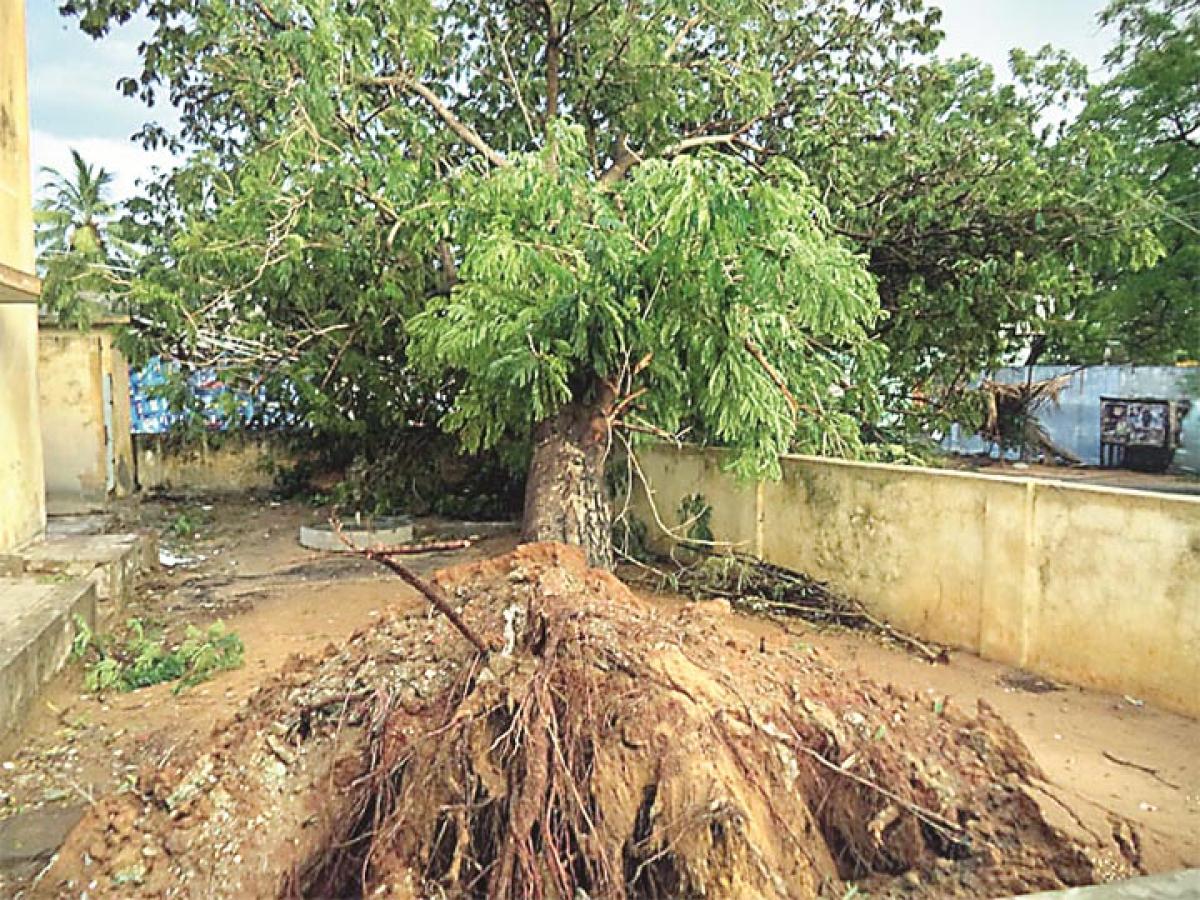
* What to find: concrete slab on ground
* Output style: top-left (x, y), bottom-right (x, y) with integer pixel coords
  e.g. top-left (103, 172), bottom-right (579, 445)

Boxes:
top-left (0, 803), bottom-right (86, 885)
top-left (0, 577), bottom-right (96, 737)
top-left (45, 513), bottom-right (114, 537)
top-left (0, 804), bottom-right (85, 864)
top-left (44, 495), bottom-right (109, 517)
top-left (1013, 869), bottom-right (1200, 898)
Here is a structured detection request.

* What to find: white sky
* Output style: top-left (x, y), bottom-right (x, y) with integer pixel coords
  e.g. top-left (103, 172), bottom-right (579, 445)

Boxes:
top-left (25, 0), bottom-right (1115, 204)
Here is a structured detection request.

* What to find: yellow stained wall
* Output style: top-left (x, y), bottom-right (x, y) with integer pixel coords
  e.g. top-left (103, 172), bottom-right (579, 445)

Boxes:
top-left (0, 0), bottom-right (46, 552)
top-left (632, 446), bottom-right (1200, 717)
top-left (134, 433), bottom-right (296, 494)
top-left (39, 327), bottom-right (135, 503)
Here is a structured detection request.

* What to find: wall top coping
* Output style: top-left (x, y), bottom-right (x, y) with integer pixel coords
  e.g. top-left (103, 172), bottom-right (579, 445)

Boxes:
top-left (654, 444), bottom-right (1200, 509)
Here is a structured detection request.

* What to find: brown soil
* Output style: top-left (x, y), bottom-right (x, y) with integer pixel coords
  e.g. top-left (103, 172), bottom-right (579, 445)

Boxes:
top-left (32, 544), bottom-right (1149, 898)
top-left (1, 497), bottom-right (1196, 897)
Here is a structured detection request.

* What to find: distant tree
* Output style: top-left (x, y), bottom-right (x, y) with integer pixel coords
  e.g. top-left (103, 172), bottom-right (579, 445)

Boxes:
top-left (1053, 0), bottom-right (1199, 363)
top-left (788, 48), bottom-right (1159, 428)
top-left (35, 148), bottom-right (131, 326)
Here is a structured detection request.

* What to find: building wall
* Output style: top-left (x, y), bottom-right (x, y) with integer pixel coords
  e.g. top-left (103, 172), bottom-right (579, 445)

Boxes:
top-left (39, 327), bottom-right (136, 505)
top-left (946, 365), bottom-right (1200, 472)
top-left (632, 446), bottom-right (1200, 717)
top-left (0, 0), bottom-right (45, 552)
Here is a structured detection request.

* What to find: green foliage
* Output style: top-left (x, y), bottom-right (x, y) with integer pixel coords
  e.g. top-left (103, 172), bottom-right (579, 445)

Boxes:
top-left (1052, 0), bottom-right (1200, 363)
top-left (57, 0), bottom-right (901, 471)
top-left (405, 133), bottom-right (883, 473)
top-left (72, 616), bottom-right (244, 694)
top-left (59, 0), bottom-right (1161, 464)
top-left (35, 149), bottom-right (133, 328)
top-left (167, 508), bottom-right (205, 539)
top-left (803, 48), bottom-right (1160, 431)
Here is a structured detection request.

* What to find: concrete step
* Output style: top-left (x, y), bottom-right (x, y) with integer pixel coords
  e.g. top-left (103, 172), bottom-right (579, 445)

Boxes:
top-left (0, 577), bottom-right (96, 737)
top-left (6, 532), bottom-right (149, 621)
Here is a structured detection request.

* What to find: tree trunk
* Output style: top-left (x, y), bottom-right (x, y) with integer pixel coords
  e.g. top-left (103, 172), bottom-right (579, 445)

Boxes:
top-left (521, 396), bottom-right (613, 569)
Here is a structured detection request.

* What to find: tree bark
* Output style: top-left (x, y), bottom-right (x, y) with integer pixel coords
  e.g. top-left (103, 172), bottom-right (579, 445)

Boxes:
top-left (521, 394), bottom-right (613, 569)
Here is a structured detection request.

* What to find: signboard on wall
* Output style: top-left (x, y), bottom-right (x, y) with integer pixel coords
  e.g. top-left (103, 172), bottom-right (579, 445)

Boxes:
top-left (1100, 398), bottom-right (1171, 448)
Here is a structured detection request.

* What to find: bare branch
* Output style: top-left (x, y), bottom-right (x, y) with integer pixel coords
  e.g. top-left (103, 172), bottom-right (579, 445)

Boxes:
top-left (599, 132), bottom-right (756, 186)
top-left (368, 74), bottom-right (509, 169)
top-left (664, 14), bottom-right (702, 60)
top-left (375, 538), bottom-right (474, 556)
top-left (485, 22), bottom-right (537, 139)
top-left (330, 514), bottom-right (495, 654)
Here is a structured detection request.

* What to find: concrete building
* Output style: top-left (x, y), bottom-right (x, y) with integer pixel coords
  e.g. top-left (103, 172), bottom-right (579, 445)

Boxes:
top-left (0, 0), bottom-right (148, 741)
top-left (0, 0), bottom-right (46, 553)
top-left (39, 314), bottom-right (137, 511)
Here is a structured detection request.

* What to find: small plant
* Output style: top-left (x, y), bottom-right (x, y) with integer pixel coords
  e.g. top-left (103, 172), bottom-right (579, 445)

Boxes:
top-left (168, 509), bottom-right (203, 539)
top-left (71, 616), bottom-right (243, 694)
top-left (677, 493), bottom-right (714, 545)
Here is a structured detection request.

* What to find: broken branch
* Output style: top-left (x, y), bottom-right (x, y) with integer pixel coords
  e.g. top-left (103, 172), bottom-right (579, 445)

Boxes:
top-left (1101, 751), bottom-right (1181, 790)
top-left (330, 515), bottom-right (495, 655)
top-left (374, 539), bottom-right (474, 556)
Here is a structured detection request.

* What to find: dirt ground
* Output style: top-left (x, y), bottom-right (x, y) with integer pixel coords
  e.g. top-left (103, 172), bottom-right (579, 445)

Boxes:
top-left (1, 495), bottom-right (1197, 895)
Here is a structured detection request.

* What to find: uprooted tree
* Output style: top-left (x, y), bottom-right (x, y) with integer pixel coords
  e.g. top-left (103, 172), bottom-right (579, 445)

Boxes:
top-left (64, 0), bottom-right (896, 565)
top-left (63, 0), bottom-right (1158, 562)
top-left (41, 545), bottom-right (1142, 898)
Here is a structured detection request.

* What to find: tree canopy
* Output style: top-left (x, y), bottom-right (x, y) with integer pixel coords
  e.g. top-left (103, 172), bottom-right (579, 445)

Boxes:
top-left (61, 0), bottom-right (1165, 470)
top-left (1055, 0), bottom-right (1199, 363)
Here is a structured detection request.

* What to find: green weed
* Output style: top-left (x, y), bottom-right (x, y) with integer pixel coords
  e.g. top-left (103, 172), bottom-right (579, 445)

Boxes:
top-left (71, 616), bottom-right (243, 694)
top-left (168, 509), bottom-right (203, 539)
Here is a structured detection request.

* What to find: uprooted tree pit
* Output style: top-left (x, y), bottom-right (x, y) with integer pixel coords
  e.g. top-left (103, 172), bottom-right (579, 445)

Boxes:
top-left (41, 545), bottom-right (1141, 898)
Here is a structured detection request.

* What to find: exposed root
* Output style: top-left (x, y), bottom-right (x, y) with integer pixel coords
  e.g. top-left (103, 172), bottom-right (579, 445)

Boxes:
top-left (41, 545), bottom-right (1139, 899)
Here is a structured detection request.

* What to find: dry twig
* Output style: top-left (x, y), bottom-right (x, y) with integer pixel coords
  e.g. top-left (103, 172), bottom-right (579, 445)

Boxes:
top-left (1102, 751), bottom-right (1181, 790)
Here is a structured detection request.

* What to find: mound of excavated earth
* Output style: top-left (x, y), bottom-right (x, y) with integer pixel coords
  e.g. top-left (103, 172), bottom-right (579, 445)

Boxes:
top-left (36, 544), bottom-right (1139, 898)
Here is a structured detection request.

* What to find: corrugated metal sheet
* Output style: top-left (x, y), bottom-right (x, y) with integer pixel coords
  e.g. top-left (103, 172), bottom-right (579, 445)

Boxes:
top-left (945, 366), bottom-right (1200, 472)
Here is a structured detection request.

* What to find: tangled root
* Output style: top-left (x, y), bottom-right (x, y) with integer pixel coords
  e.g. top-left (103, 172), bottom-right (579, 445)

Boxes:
top-left (42, 545), bottom-right (1138, 899)
top-left (305, 546), bottom-right (1132, 899)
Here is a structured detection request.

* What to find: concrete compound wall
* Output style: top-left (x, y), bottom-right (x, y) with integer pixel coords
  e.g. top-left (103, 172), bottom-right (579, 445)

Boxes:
top-left (134, 432), bottom-right (297, 494)
top-left (39, 325), bottom-right (135, 506)
top-left (632, 446), bottom-right (1200, 717)
top-left (0, 0), bottom-right (45, 553)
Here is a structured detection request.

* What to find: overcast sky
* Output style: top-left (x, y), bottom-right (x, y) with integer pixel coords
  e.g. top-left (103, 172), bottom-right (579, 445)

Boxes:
top-left (25, 0), bottom-right (1113, 203)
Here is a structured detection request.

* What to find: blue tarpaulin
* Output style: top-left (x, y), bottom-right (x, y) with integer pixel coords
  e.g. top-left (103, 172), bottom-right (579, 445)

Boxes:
top-left (129, 358), bottom-right (273, 434)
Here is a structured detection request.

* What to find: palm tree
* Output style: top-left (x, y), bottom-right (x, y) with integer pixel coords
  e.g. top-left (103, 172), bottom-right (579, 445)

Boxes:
top-left (34, 150), bottom-right (132, 326)
top-left (35, 149), bottom-right (117, 260)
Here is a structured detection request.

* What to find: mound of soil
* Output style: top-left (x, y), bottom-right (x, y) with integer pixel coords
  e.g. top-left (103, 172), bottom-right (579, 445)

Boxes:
top-left (37, 544), bottom-right (1138, 898)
